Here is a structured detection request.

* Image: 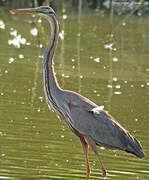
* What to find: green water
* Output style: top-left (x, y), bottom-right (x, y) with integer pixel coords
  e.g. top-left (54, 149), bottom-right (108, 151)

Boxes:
top-left (0, 9), bottom-right (149, 179)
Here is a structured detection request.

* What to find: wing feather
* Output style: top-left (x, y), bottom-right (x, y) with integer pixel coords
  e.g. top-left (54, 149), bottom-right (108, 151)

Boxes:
top-left (68, 105), bottom-right (130, 150)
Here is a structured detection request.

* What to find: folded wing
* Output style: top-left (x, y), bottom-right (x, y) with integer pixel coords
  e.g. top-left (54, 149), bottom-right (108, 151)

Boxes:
top-left (68, 104), bottom-right (144, 158)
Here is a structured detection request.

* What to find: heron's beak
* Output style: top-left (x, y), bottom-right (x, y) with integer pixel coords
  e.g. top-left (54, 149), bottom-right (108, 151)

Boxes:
top-left (10, 8), bottom-right (39, 15)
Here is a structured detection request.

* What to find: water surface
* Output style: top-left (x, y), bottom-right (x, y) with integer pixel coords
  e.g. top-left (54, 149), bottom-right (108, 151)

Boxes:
top-left (0, 9), bottom-right (149, 179)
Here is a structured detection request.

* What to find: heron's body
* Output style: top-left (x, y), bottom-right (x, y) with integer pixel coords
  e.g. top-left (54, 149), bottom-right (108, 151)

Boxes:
top-left (10, 6), bottom-right (145, 179)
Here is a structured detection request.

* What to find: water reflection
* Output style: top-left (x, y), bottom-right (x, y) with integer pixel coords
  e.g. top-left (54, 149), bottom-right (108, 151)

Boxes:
top-left (0, 7), bottom-right (149, 180)
top-left (0, 20), bottom-right (5, 29)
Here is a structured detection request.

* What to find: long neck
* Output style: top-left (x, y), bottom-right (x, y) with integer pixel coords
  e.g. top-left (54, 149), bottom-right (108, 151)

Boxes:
top-left (43, 14), bottom-right (61, 106)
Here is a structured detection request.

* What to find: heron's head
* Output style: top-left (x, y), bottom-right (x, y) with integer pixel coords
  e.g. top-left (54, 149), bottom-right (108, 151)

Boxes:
top-left (10, 6), bottom-right (55, 16)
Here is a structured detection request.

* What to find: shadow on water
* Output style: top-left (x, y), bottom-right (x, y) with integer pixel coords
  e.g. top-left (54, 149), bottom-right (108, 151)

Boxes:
top-left (0, 3), bottom-right (149, 180)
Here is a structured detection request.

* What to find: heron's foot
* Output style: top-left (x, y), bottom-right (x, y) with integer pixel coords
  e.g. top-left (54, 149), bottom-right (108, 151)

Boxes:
top-left (86, 173), bottom-right (90, 180)
top-left (102, 167), bottom-right (107, 177)
top-left (86, 168), bottom-right (90, 180)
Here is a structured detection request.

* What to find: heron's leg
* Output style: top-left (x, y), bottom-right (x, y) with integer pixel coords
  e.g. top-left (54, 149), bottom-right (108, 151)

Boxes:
top-left (80, 136), bottom-right (90, 180)
top-left (84, 135), bottom-right (106, 177)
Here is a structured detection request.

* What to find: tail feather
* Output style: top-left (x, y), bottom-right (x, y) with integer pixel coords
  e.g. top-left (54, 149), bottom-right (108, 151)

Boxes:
top-left (126, 135), bottom-right (145, 158)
